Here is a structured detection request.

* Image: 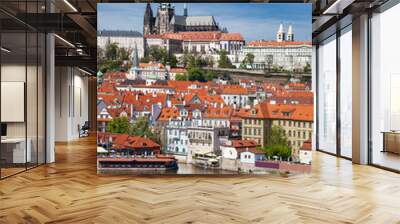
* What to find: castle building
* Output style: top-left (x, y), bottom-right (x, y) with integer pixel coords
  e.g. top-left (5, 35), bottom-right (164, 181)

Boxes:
top-left (145, 31), bottom-right (244, 56)
top-left (239, 24), bottom-right (312, 71)
top-left (143, 3), bottom-right (220, 36)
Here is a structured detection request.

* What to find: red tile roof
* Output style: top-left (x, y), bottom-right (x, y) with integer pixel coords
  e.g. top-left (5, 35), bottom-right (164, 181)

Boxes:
top-left (301, 140), bottom-right (312, 151)
top-left (157, 107), bottom-right (180, 121)
top-left (103, 71), bottom-right (127, 80)
top-left (203, 106), bottom-right (233, 119)
top-left (123, 136), bottom-right (160, 149)
top-left (139, 62), bottom-right (165, 69)
top-left (220, 85), bottom-right (248, 95)
top-left (268, 104), bottom-right (313, 121)
top-left (169, 67), bottom-right (187, 73)
top-left (240, 102), bottom-right (313, 121)
top-left (146, 31), bottom-right (244, 42)
top-left (231, 139), bottom-right (260, 149)
top-left (98, 133), bottom-right (160, 150)
top-left (247, 41), bottom-right (312, 47)
top-left (97, 83), bottom-right (117, 94)
top-left (220, 33), bottom-right (244, 41)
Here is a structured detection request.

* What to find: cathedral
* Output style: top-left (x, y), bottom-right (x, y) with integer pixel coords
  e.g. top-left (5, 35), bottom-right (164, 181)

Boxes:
top-left (143, 3), bottom-right (221, 36)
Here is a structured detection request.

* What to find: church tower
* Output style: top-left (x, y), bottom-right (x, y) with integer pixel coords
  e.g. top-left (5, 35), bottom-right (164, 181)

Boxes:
top-left (131, 43), bottom-right (139, 68)
top-left (128, 43), bottom-right (140, 80)
top-left (143, 3), bottom-right (154, 36)
top-left (287, 25), bottom-right (294, 42)
top-left (155, 3), bottom-right (175, 34)
top-left (183, 3), bottom-right (188, 16)
top-left (276, 23), bottom-right (285, 42)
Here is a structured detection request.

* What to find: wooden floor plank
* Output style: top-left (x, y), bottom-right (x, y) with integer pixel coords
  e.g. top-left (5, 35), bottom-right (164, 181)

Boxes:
top-left (0, 136), bottom-right (400, 223)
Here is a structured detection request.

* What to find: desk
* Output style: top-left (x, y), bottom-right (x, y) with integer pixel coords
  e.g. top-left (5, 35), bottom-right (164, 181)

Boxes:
top-left (1, 138), bottom-right (31, 164)
top-left (382, 131), bottom-right (400, 154)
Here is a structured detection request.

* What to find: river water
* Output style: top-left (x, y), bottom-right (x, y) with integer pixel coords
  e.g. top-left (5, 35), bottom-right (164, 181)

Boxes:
top-left (97, 162), bottom-right (286, 175)
top-left (98, 163), bottom-right (239, 175)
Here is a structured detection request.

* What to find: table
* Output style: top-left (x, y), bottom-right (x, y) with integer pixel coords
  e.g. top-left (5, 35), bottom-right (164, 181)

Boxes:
top-left (1, 138), bottom-right (31, 164)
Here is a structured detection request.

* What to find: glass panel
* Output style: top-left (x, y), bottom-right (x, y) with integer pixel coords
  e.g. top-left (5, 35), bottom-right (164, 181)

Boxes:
top-left (0, 1), bottom-right (46, 178)
top-left (317, 35), bottom-right (337, 154)
top-left (371, 4), bottom-right (400, 171)
top-left (1, 30), bottom-right (28, 177)
top-left (27, 31), bottom-right (38, 169)
top-left (38, 32), bottom-right (46, 165)
top-left (339, 26), bottom-right (352, 158)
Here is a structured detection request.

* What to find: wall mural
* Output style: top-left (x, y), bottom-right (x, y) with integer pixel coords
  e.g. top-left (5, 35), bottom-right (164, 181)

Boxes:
top-left (96, 2), bottom-right (313, 175)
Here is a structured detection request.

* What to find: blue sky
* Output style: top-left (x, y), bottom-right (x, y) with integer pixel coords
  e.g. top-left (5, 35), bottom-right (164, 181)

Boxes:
top-left (98, 3), bottom-right (311, 42)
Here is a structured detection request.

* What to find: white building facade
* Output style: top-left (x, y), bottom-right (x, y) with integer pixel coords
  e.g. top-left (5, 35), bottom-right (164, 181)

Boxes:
top-left (97, 30), bottom-right (145, 58)
top-left (165, 119), bottom-right (191, 156)
top-left (239, 24), bottom-right (312, 71)
top-left (221, 93), bottom-right (249, 108)
top-left (186, 126), bottom-right (229, 159)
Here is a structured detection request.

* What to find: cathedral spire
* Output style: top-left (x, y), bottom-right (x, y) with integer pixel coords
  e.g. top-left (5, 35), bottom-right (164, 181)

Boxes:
top-left (183, 3), bottom-right (188, 16)
top-left (131, 43), bottom-right (139, 68)
top-left (143, 3), bottom-right (154, 36)
top-left (287, 25), bottom-right (294, 41)
top-left (276, 23), bottom-right (285, 42)
top-left (278, 23), bottom-right (284, 33)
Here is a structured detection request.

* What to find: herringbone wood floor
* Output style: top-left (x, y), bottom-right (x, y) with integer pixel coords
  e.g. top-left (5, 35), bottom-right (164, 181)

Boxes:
top-left (1, 136), bottom-right (400, 224)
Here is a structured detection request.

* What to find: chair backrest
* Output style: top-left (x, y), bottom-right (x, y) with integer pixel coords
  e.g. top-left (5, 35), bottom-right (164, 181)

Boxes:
top-left (82, 121), bottom-right (90, 129)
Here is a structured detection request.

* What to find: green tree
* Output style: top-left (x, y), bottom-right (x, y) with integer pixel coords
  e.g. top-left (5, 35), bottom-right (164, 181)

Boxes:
top-left (266, 144), bottom-right (292, 161)
top-left (204, 56), bottom-right (214, 67)
top-left (130, 117), bottom-right (159, 143)
top-left (246, 53), bottom-right (255, 65)
top-left (98, 39), bottom-right (129, 72)
top-left (169, 55), bottom-right (178, 67)
top-left (240, 53), bottom-right (255, 69)
top-left (107, 116), bottom-right (131, 134)
top-left (175, 73), bottom-right (188, 81)
top-left (187, 54), bottom-right (197, 68)
top-left (98, 59), bottom-right (122, 73)
top-left (205, 70), bottom-right (217, 81)
top-left (180, 50), bottom-right (192, 67)
top-left (218, 50), bottom-right (234, 68)
top-left (303, 62), bottom-right (311, 73)
top-left (140, 56), bottom-right (150, 63)
top-left (105, 39), bottom-right (119, 60)
top-left (148, 46), bottom-right (164, 62)
top-left (118, 47), bottom-right (130, 61)
top-left (148, 46), bottom-right (176, 67)
top-left (148, 46), bottom-right (167, 63)
top-left (267, 126), bottom-right (290, 147)
top-left (262, 126), bottom-right (292, 161)
top-left (187, 67), bottom-right (206, 82)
